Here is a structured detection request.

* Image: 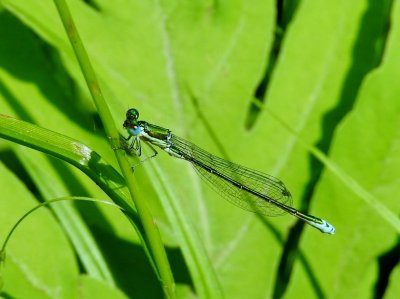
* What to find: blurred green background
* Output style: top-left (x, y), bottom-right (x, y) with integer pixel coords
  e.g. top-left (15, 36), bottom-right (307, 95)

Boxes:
top-left (0, 0), bottom-right (399, 298)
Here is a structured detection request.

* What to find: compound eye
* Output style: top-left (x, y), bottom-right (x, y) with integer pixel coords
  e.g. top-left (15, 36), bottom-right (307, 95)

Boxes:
top-left (126, 108), bottom-right (139, 120)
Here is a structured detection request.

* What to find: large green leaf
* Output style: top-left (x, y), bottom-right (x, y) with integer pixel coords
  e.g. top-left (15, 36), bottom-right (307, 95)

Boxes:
top-left (0, 0), bottom-right (398, 298)
top-left (0, 162), bottom-right (78, 298)
top-left (384, 264), bottom-right (400, 299)
top-left (286, 1), bottom-right (400, 298)
top-left (0, 162), bottom-right (133, 298)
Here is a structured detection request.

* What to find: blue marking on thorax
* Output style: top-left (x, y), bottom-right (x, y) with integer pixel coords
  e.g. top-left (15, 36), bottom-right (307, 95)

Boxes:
top-left (128, 126), bottom-right (143, 136)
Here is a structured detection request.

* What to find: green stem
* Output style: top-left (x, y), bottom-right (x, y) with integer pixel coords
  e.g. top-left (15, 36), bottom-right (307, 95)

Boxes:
top-left (1, 197), bottom-right (126, 255)
top-left (52, 0), bottom-right (175, 297)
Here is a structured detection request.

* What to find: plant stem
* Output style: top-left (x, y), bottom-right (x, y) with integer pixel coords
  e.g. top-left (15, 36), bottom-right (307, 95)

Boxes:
top-left (52, 0), bottom-right (176, 297)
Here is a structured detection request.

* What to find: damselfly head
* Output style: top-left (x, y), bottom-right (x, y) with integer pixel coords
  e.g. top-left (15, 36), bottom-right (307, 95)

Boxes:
top-left (124, 109), bottom-right (142, 133)
top-left (126, 108), bottom-right (139, 121)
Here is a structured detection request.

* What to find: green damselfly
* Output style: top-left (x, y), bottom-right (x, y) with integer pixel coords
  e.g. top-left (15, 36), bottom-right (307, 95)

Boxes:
top-left (122, 108), bottom-right (335, 234)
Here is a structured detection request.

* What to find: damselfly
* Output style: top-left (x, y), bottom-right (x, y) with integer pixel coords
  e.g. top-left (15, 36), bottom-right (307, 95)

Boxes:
top-left (122, 108), bottom-right (335, 234)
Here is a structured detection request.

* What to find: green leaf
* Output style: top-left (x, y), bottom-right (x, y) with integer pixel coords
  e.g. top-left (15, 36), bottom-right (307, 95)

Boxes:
top-left (76, 275), bottom-right (129, 299)
top-left (1, 1), bottom-right (399, 298)
top-left (0, 162), bottom-right (78, 299)
top-left (286, 1), bottom-right (400, 298)
top-left (384, 264), bottom-right (400, 299)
